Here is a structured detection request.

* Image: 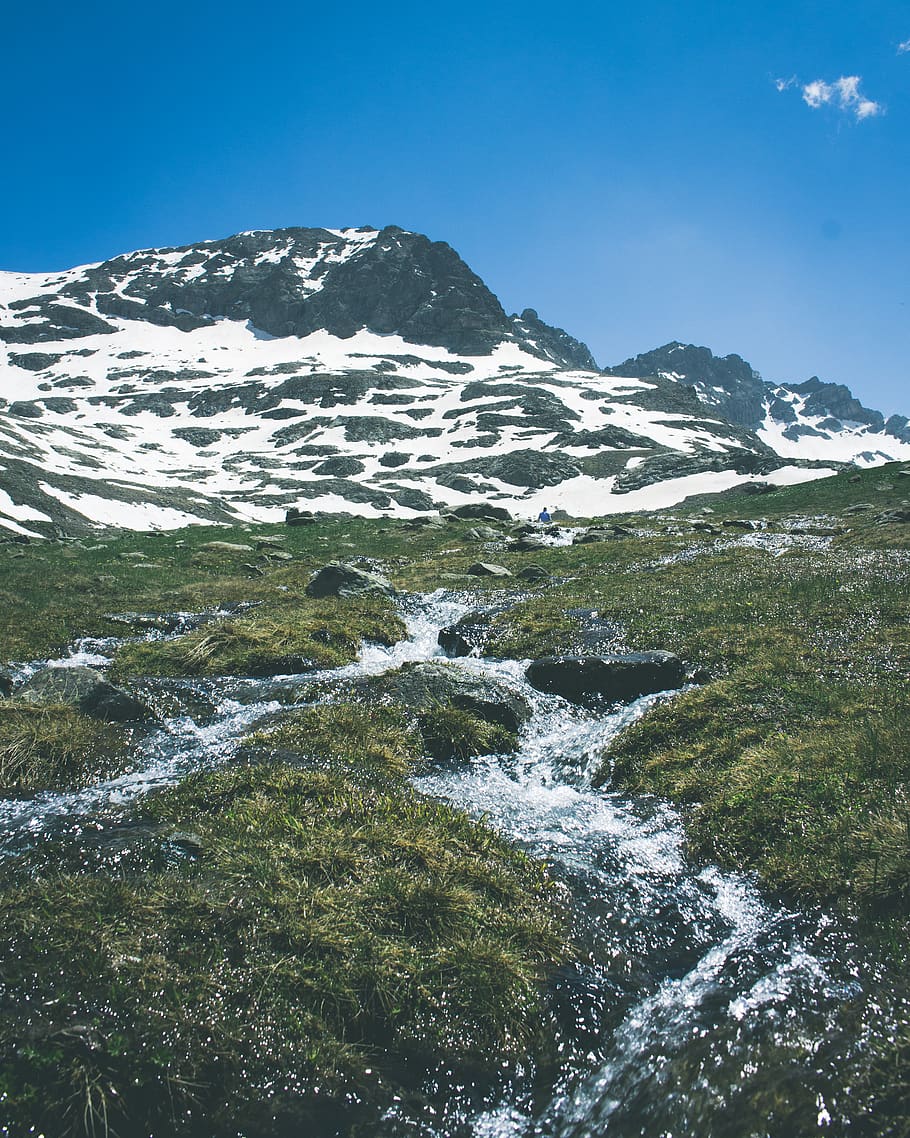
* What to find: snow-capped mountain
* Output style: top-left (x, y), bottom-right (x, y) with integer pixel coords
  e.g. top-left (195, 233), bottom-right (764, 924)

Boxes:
top-left (1, 228), bottom-right (906, 536)
top-left (605, 342), bottom-right (910, 466)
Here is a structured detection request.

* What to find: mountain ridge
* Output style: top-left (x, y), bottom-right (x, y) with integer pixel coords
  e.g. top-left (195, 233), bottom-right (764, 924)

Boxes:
top-left (1, 226), bottom-right (908, 536)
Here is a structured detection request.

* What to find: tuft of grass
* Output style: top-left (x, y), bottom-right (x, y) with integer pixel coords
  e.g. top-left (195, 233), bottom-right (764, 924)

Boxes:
top-left (597, 665), bottom-right (910, 905)
top-left (109, 597), bottom-right (405, 679)
top-left (0, 704), bottom-right (130, 792)
top-left (246, 703), bottom-right (423, 778)
top-left (0, 761), bottom-right (568, 1137)
top-left (417, 704), bottom-right (518, 761)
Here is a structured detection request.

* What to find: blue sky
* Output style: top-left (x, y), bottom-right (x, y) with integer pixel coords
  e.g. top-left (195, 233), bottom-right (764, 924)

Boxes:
top-left (2, 0), bottom-right (908, 412)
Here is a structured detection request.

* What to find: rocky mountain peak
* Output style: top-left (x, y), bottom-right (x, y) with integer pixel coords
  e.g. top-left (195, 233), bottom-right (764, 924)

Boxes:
top-left (1, 225), bottom-right (596, 368)
top-left (603, 341), bottom-right (766, 427)
top-left (510, 308), bottom-right (599, 371)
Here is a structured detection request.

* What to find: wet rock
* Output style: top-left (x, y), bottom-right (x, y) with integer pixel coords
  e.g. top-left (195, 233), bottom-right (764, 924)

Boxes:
top-left (166, 831), bottom-right (205, 857)
top-left (437, 612), bottom-right (492, 658)
top-left (16, 665), bottom-right (151, 722)
top-left (350, 661), bottom-right (531, 733)
top-left (0, 668), bottom-right (14, 698)
top-left (467, 562), bottom-right (512, 578)
top-left (525, 651), bottom-right (686, 707)
top-left (305, 561), bottom-right (395, 598)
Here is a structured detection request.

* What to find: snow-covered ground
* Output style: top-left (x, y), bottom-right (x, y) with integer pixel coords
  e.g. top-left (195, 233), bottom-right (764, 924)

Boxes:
top-left (2, 230), bottom-right (906, 534)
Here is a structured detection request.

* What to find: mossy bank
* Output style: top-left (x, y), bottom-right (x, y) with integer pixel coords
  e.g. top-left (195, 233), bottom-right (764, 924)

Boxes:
top-left (0, 707), bottom-right (566, 1137)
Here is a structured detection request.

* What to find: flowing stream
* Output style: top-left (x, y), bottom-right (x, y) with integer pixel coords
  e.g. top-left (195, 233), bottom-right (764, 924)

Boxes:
top-left (0, 591), bottom-right (897, 1136)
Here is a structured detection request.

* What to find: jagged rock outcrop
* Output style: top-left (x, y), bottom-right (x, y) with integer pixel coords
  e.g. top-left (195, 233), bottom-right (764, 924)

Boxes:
top-left (605, 342), bottom-right (766, 427)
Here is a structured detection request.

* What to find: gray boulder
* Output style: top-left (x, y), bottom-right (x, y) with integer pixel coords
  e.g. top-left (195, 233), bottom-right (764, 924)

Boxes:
top-left (286, 507), bottom-right (317, 526)
top-left (464, 525), bottom-right (503, 542)
top-left (305, 561), bottom-right (395, 598)
top-left (517, 564), bottom-right (550, 582)
top-left (449, 503), bottom-right (512, 522)
top-left (350, 661), bottom-right (531, 733)
top-left (509, 535), bottom-right (548, 552)
top-left (16, 665), bottom-right (150, 722)
top-left (526, 651), bottom-right (686, 707)
top-left (467, 562), bottom-right (512, 578)
top-left (572, 529), bottom-right (615, 545)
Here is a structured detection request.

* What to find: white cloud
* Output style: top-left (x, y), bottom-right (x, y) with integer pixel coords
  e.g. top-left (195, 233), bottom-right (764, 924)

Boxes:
top-left (774, 76), bottom-right (797, 92)
top-left (799, 75), bottom-right (884, 120)
top-left (898, 38), bottom-right (910, 54)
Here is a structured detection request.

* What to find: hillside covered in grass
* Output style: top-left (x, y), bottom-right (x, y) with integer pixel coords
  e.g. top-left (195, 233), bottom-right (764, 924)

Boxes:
top-left (1, 461), bottom-right (909, 1135)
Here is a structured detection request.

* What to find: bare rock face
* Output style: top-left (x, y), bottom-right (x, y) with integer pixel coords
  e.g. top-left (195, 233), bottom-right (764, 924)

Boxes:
top-left (604, 341), bottom-right (767, 428)
top-left (525, 652), bottom-right (686, 707)
top-left (16, 666), bottom-right (150, 722)
top-left (14, 226), bottom-right (591, 365)
top-left (449, 504), bottom-right (513, 522)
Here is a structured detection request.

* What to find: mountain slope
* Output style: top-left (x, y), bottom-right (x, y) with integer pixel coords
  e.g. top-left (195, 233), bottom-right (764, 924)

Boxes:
top-left (605, 341), bottom-right (910, 465)
top-left (0, 231), bottom-right (905, 536)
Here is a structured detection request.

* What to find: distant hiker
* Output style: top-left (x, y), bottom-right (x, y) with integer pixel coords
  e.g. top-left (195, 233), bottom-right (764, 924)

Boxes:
top-left (537, 507), bottom-right (551, 523)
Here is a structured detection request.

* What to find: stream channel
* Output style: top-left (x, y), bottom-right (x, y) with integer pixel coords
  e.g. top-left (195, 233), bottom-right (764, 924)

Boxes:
top-left (0, 591), bottom-right (899, 1137)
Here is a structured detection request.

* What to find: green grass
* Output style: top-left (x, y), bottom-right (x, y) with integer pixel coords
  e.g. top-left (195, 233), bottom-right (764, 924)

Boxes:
top-left (0, 704), bottom-right (130, 792)
top-left (2, 464), bottom-right (910, 1130)
top-left (416, 704), bottom-right (519, 760)
top-left (0, 761), bottom-right (568, 1137)
top-left (0, 517), bottom-right (453, 665)
top-left (247, 701), bottom-right (517, 774)
top-left (246, 703), bottom-right (424, 778)
top-left (109, 596), bottom-right (405, 679)
top-left (599, 672), bottom-right (910, 903)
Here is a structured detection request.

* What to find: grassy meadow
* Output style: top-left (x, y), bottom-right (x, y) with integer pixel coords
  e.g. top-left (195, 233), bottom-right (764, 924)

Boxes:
top-left (1, 460), bottom-right (909, 1133)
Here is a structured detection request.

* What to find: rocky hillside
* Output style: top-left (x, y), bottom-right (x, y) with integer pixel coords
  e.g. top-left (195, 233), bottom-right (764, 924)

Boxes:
top-left (605, 341), bottom-right (910, 462)
top-left (1, 229), bottom-right (907, 537)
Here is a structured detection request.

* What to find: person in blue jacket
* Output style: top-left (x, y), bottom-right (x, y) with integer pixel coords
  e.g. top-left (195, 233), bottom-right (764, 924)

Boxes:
top-left (537, 507), bottom-right (551, 523)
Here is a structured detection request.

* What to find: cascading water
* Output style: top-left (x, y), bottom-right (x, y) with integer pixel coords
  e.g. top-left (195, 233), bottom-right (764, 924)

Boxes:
top-left (0, 591), bottom-right (895, 1136)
